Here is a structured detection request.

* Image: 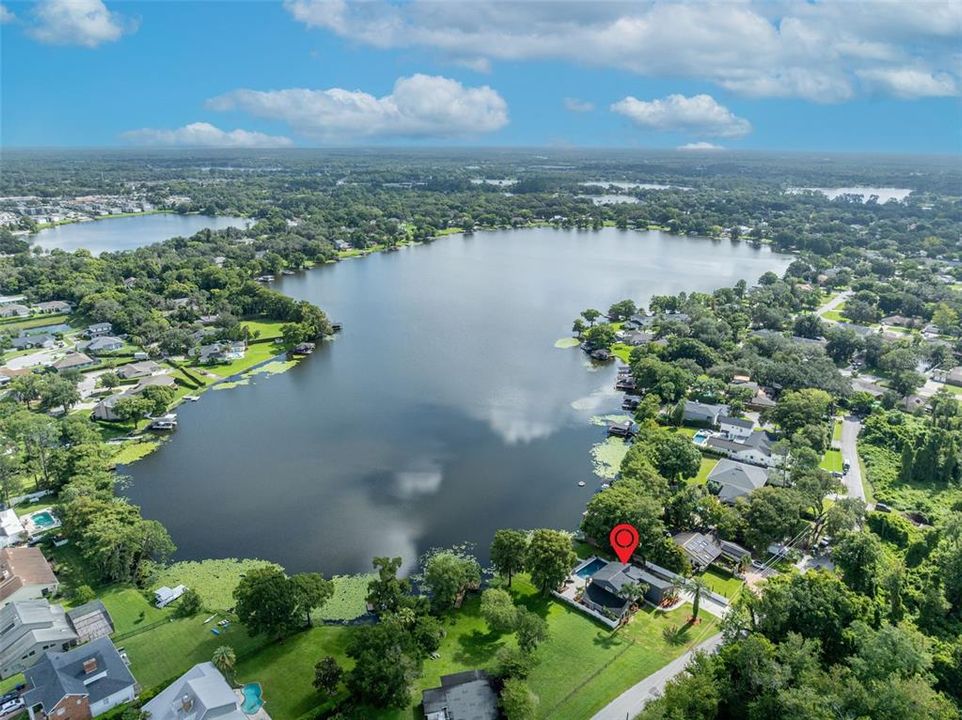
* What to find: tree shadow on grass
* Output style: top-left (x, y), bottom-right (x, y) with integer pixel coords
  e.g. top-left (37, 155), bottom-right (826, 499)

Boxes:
top-left (591, 630), bottom-right (627, 651)
top-left (452, 629), bottom-right (507, 666)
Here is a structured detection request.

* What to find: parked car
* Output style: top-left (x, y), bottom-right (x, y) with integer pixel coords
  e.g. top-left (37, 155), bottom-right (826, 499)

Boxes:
top-left (0, 698), bottom-right (24, 714)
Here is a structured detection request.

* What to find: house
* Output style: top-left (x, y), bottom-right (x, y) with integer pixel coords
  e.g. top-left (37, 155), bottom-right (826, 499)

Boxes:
top-left (66, 601), bottom-right (114, 644)
top-left (91, 395), bottom-right (126, 422)
top-left (672, 532), bottom-right (723, 571)
top-left (0, 295), bottom-right (26, 305)
top-left (0, 548), bottom-right (59, 606)
top-left (11, 335), bottom-right (55, 351)
top-left (707, 431), bottom-right (781, 468)
top-left (706, 459), bottom-right (769, 503)
top-left (718, 539), bottom-right (752, 566)
top-left (901, 394), bottom-right (927, 413)
top-left (53, 353), bottom-right (95, 373)
top-left (22, 637), bottom-right (137, 719)
top-left (0, 510), bottom-right (25, 548)
top-left (154, 585), bottom-right (186, 608)
top-left (195, 341), bottom-right (245, 365)
top-left (0, 599), bottom-right (78, 678)
top-left (132, 375), bottom-right (176, 393)
top-left (83, 336), bottom-right (123, 355)
top-left (21, 323), bottom-right (71, 338)
top-left (116, 360), bottom-right (161, 380)
top-left (85, 323), bottom-right (113, 338)
top-left (719, 415), bottom-right (754, 441)
top-left (143, 662), bottom-right (245, 720)
top-left (422, 670), bottom-right (499, 720)
top-left (32, 301), bottom-right (72, 315)
top-left (881, 314), bottom-right (918, 328)
top-left (582, 561), bottom-right (672, 623)
top-left (624, 313), bottom-right (656, 329)
top-left (940, 366), bottom-right (962, 387)
top-left (747, 387), bottom-right (777, 411)
top-left (623, 330), bottom-right (654, 346)
top-left (0, 304), bottom-right (30, 318)
top-left (682, 400), bottom-right (729, 427)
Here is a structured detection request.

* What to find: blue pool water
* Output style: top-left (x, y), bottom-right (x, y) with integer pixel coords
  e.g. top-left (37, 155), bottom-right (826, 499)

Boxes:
top-left (241, 683), bottom-right (263, 713)
top-left (575, 558), bottom-right (606, 578)
top-left (31, 511), bottom-right (56, 528)
top-left (692, 430), bottom-right (711, 444)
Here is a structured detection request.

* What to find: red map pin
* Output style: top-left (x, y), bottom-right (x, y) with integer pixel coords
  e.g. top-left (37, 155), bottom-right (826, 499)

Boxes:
top-left (609, 523), bottom-right (640, 563)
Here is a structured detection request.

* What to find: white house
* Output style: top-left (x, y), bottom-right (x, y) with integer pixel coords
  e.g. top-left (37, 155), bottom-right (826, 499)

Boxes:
top-left (682, 400), bottom-right (729, 427)
top-left (0, 509), bottom-right (25, 548)
top-left (143, 662), bottom-right (246, 720)
top-left (707, 431), bottom-right (783, 468)
top-left (719, 415), bottom-right (754, 441)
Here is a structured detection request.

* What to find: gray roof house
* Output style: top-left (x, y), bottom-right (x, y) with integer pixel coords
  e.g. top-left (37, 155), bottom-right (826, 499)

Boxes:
top-left (672, 532), bottom-right (722, 571)
top-left (11, 335), bottom-right (54, 350)
top-left (22, 637), bottom-right (137, 719)
top-left (0, 599), bottom-right (78, 678)
top-left (85, 323), bottom-right (113, 338)
top-left (84, 336), bottom-right (124, 354)
top-left (707, 459), bottom-right (769, 503)
top-left (707, 431), bottom-right (781, 468)
top-left (116, 360), bottom-right (162, 380)
top-left (52, 352), bottom-right (95, 373)
top-left (582, 561), bottom-right (673, 623)
top-left (142, 661), bottom-right (245, 720)
top-left (683, 401), bottom-right (729, 427)
top-left (422, 670), bottom-right (498, 720)
top-left (32, 301), bottom-right (72, 314)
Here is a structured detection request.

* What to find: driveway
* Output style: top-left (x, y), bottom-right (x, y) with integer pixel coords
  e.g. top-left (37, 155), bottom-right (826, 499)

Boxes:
top-left (839, 417), bottom-right (867, 504)
top-left (590, 633), bottom-right (724, 720)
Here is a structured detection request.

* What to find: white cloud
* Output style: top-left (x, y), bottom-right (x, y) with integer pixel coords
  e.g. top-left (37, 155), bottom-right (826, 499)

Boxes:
top-left (0, 4), bottom-right (15, 23)
top-left (282, 1), bottom-right (961, 102)
top-left (121, 122), bottom-right (293, 148)
top-left (611, 94), bottom-right (751, 138)
top-left (678, 142), bottom-right (725, 151)
top-left (564, 97), bottom-right (594, 113)
top-left (28, 0), bottom-right (134, 47)
top-left (207, 74), bottom-right (508, 141)
top-left (452, 57), bottom-right (492, 73)
top-left (857, 68), bottom-right (958, 98)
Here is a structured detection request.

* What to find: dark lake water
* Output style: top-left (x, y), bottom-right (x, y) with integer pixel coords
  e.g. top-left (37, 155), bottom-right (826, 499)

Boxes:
top-left (124, 228), bottom-right (790, 575)
top-left (34, 213), bottom-right (248, 254)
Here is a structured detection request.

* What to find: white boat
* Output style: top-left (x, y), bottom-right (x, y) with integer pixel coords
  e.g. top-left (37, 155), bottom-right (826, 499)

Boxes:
top-left (577, 481), bottom-right (586, 487)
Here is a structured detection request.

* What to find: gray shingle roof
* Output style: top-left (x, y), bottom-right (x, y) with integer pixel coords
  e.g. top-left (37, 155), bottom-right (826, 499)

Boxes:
top-left (422, 670), bottom-right (498, 720)
top-left (23, 637), bottom-right (135, 711)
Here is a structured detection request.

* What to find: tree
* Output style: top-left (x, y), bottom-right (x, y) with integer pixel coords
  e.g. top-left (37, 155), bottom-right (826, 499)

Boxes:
top-left (480, 588), bottom-right (518, 633)
top-left (793, 313), bottom-right (825, 339)
top-left (291, 572), bottom-right (334, 627)
top-left (113, 396), bottom-right (152, 428)
top-left (583, 322), bottom-right (616, 350)
top-left (638, 431), bottom-right (702, 482)
top-left (423, 551), bottom-right (481, 612)
top-left (98, 371), bottom-right (120, 389)
top-left (345, 623), bottom-right (415, 708)
top-left (490, 529), bottom-right (528, 587)
top-left (313, 656), bottom-right (343, 697)
top-left (771, 389), bottom-right (833, 437)
top-left (39, 376), bottom-right (80, 413)
top-left (140, 385), bottom-right (175, 416)
top-left (739, 487), bottom-right (808, 552)
top-left (212, 645), bottom-right (236, 684)
top-left (233, 566), bottom-right (299, 639)
top-left (833, 530), bottom-right (886, 596)
top-left (281, 322), bottom-right (312, 347)
top-left (0, 455), bottom-right (22, 507)
top-left (607, 299), bottom-right (637, 321)
top-left (367, 556), bottom-right (411, 615)
top-left (515, 608), bottom-right (548, 653)
top-left (581, 481), bottom-right (666, 562)
top-left (580, 308), bottom-right (601, 326)
top-left (175, 588), bottom-right (203, 617)
top-left (500, 678), bottom-right (538, 720)
top-left (525, 529), bottom-right (575, 594)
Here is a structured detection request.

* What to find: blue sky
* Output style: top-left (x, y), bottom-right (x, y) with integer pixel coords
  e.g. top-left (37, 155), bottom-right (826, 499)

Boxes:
top-left (2, 0), bottom-right (960, 153)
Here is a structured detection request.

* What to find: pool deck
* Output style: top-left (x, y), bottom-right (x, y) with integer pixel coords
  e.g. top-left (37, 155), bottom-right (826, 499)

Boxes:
top-left (234, 688), bottom-right (271, 720)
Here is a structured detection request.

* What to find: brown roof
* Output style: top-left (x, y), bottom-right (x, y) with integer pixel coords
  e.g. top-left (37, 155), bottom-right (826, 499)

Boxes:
top-left (0, 547), bottom-right (58, 602)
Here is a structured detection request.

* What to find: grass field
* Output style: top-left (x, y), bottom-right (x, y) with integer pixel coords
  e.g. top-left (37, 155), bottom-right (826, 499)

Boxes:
top-left (204, 340), bottom-right (286, 378)
top-left (610, 342), bottom-right (632, 363)
top-left (0, 313), bottom-right (71, 331)
top-left (698, 567), bottom-right (743, 600)
top-left (820, 449), bottom-right (844, 473)
top-left (832, 418), bottom-right (843, 443)
top-left (241, 319), bottom-right (285, 341)
top-left (688, 457), bottom-right (719, 485)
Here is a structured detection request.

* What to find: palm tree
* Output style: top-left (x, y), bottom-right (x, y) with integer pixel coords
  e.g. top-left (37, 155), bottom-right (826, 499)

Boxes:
top-left (618, 581), bottom-right (649, 608)
top-left (212, 645), bottom-right (236, 684)
top-left (671, 576), bottom-right (711, 622)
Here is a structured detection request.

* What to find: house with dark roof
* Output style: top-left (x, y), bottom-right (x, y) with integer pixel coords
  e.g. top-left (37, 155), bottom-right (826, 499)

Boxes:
top-left (672, 532), bottom-right (722, 571)
top-left (682, 400), bottom-right (729, 427)
top-left (706, 431), bottom-right (782, 468)
top-left (22, 637), bottom-right (137, 719)
top-left (52, 353), bottom-right (95, 374)
top-left (11, 335), bottom-right (54, 351)
top-left (718, 415), bottom-right (754, 441)
top-left (32, 301), bottom-right (72, 315)
top-left (0, 547), bottom-right (59, 606)
top-left (422, 670), bottom-right (498, 720)
top-left (706, 459), bottom-right (769, 503)
top-left (581, 561), bottom-right (672, 624)
top-left (83, 336), bottom-right (123, 355)
top-left (85, 323), bottom-right (113, 338)
top-left (142, 662), bottom-right (244, 720)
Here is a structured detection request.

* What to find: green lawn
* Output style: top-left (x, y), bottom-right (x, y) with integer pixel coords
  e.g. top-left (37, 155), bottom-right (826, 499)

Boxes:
top-left (0, 313), bottom-right (71, 331)
top-left (688, 457), bottom-right (719, 485)
top-left (822, 308), bottom-right (848, 323)
top-left (820, 449), bottom-right (844, 473)
top-left (203, 341), bottom-right (286, 378)
top-left (610, 342), bottom-right (632, 363)
top-left (241, 319), bottom-right (286, 341)
top-left (99, 586), bottom-right (169, 634)
top-left (832, 418), bottom-right (843, 443)
top-left (698, 567), bottom-right (743, 600)
top-left (675, 426), bottom-right (699, 438)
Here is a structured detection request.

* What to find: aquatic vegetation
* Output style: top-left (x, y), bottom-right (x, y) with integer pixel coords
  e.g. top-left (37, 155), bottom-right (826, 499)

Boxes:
top-left (591, 436), bottom-right (628, 479)
top-left (554, 337), bottom-right (580, 349)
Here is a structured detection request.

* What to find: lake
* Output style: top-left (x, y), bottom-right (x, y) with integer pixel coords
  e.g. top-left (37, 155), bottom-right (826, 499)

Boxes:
top-left (124, 228), bottom-right (790, 575)
top-left (33, 213), bottom-right (249, 254)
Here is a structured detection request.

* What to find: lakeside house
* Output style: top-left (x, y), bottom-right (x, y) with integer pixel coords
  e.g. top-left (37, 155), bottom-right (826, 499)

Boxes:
top-left (194, 341), bottom-right (246, 365)
top-left (52, 352), bottom-right (95, 373)
top-left (92, 375), bottom-right (176, 421)
top-left (422, 670), bottom-right (498, 720)
top-left (0, 547), bottom-right (59, 606)
top-left (683, 400), bottom-right (729, 427)
top-left (705, 430), bottom-right (781, 468)
top-left (85, 323), bottom-right (113, 338)
top-left (706, 459), bottom-right (769, 503)
top-left (0, 509), bottom-right (26, 548)
top-left (22, 637), bottom-right (137, 719)
top-left (143, 662), bottom-right (247, 720)
top-left (0, 599), bottom-right (78, 678)
top-left (562, 558), bottom-right (675, 628)
top-left (116, 360), bottom-right (162, 380)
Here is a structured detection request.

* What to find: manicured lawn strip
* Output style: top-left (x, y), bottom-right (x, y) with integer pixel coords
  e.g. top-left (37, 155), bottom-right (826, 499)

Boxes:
top-left (120, 614), bottom-right (270, 690)
top-left (675, 426), bottom-right (698, 438)
top-left (832, 418), bottom-right (843, 443)
top-left (110, 438), bottom-right (162, 466)
top-left (203, 341), bottom-right (285, 378)
top-left (0, 313), bottom-right (71, 331)
top-left (234, 626), bottom-right (354, 720)
top-left (822, 308), bottom-right (847, 323)
top-left (241, 319), bottom-right (286, 341)
top-left (820, 449), bottom-right (843, 473)
top-left (698, 567), bottom-right (743, 599)
top-left (688, 457), bottom-right (719, 485)
top-left (610, 342), bottom-right (632, 363)
top-left (99, 586), bottom-right (169, 634)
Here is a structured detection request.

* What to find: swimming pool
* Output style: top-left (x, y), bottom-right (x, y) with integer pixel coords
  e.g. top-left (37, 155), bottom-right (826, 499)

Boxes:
top-left (30, 511), bottom-right (57, 528)
top-left (241, 683), bottom-right (263, 714)
top-left (692, 430), bottom-right (712, 445)
top-left (575, 558), bottom-right (606, 578)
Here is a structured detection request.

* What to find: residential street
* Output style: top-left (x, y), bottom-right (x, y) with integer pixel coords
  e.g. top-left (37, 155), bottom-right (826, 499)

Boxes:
top-left (816, 289), bottom-right (852, 321)
top-left (839, 416), bottom-right (867, 504)
top-left (590, 633), bottom-right (724, 720)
